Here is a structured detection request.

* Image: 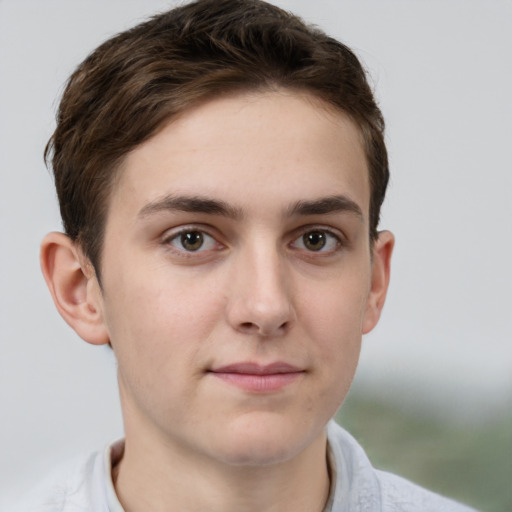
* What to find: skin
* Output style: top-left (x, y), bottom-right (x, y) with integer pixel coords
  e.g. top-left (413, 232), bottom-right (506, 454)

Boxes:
top-left (41, 90), bottom-right (393, 512)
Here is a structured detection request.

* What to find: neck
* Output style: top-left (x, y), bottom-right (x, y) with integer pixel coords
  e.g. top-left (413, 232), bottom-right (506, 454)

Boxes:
top-left (113, 424), bottom-right (331, 512)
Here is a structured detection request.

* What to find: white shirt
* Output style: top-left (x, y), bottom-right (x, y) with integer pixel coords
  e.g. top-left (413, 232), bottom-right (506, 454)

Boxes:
top-left (12, 421), bottom-right (478, 511)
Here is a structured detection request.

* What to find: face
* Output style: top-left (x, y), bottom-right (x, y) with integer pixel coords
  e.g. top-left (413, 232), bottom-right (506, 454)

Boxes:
top-left (95, 90), bottom-right (385, 467)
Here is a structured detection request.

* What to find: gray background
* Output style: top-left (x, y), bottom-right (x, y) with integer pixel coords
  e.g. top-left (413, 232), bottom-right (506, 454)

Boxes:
top-left (1, 0), bottom-right (511, 505)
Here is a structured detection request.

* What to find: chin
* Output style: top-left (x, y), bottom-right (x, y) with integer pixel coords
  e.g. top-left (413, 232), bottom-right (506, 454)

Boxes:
top-left (206, 412), bottom-right (324, 467)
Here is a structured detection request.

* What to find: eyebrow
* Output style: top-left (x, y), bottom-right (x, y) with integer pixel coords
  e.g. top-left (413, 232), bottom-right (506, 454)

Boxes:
top-left (138, 194), bottom-right (243, 219)
top-left (287, 195), bottom-right (364, 220)
top-left (138, 193), bottom-right (363, 222)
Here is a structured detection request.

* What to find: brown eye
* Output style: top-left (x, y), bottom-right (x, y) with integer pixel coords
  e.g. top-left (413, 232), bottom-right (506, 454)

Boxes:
top-left (303, 231), bottom-right (326, 251)
top-left (181, 231), bottom-right (204, 251)
top-left (168, 230), bottom-right (217, 253)
top-left (291, 229), bottom-right (341, 253)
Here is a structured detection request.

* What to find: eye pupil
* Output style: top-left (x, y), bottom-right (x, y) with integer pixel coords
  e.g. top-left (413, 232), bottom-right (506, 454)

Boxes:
top-left (181, 231), bottom-right (204, 251)
top-left (304, 231), bottom-right (326, 251)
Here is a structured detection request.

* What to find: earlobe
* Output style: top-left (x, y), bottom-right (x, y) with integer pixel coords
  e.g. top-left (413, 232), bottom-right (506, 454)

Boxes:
top-left (362, 230), bottom-right (394, 334)
top-left (40, 232), bottom-right (110, 346)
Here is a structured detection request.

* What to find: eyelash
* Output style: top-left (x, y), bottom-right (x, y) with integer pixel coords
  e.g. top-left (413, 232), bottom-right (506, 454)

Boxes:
top-left (290, 228), bottom-right (343, 254)
top-left (163, 226), bottom-right (222, 255)
top-left (162, 225), bottom-right (345, 257)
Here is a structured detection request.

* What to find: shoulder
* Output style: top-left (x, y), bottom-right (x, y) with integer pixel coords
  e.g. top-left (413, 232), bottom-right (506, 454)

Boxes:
top-left (375, 470), bottom-right (478, 512)
top-left (9, 449), bottom-right (109, 512)
top-left (326, 421), bottom-right (478, 512)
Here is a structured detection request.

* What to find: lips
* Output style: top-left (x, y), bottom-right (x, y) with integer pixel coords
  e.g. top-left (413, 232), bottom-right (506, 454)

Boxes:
top-left (208, 362), bottom-right (304, 393)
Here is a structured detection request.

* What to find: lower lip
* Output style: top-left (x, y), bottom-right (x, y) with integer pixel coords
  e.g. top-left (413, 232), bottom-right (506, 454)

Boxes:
top-left (210, 372), bottom-right (302, 393)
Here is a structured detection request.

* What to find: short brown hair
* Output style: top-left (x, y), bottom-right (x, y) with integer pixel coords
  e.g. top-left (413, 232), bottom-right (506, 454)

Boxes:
top-left (45, 0), bottom-right (389, 276)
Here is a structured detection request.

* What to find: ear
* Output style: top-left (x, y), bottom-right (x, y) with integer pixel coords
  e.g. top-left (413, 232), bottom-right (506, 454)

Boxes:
top-left (362, 230), bottom-right (394, 334)
top-left (40, 232), bottom-right (110, 345)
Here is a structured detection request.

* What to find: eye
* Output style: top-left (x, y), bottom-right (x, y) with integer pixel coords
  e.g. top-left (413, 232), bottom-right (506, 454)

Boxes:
top-left (167, 230), bottom-right (218, 252)
top-left (291, 229), bottom-right (341, 253)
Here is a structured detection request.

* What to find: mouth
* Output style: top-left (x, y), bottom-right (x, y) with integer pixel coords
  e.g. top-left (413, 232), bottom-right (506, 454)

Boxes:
top-left (208, 362), bottom-right (305, 393)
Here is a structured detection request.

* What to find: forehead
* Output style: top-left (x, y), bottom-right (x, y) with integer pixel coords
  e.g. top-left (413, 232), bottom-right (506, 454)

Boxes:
top-left (110, 90), bottom-right (370, 222)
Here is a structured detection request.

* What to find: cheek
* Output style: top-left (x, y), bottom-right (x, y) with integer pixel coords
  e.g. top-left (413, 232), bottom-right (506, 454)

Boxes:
top-left (103, 272), bottom-right (228, 421)
top-left (299, 270), bottom-right (370, 340)
top-left (106, 262), bottom-right (221, 331)
top-left (297, 270), bottom-right (369, 386)
top-left (103, 270), bottom-right (226, 376)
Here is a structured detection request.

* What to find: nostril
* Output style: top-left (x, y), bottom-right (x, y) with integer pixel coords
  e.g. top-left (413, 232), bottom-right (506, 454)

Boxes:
top-left (238, 320), bottom-right (290, 336)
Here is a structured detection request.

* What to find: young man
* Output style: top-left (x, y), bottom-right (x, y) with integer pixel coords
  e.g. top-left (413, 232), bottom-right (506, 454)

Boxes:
top-left (23, 0), bottom-right (477, 510)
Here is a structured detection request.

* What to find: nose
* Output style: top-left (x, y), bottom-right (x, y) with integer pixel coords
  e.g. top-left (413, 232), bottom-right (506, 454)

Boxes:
top-left (226, 244), bottom-right (295, 337)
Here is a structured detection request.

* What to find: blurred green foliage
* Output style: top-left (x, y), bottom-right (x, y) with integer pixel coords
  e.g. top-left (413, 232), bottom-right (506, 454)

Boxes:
top-left (335, 392), bottom-right (512, 512)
